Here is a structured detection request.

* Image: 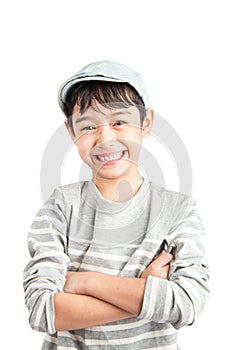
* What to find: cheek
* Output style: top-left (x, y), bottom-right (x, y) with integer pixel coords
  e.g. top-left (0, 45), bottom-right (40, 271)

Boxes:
top-left (123, 130), bottom-right (142, 149)
top-left (124, 140), bottom-right (142, 161)
top-left (76, 139), bottom-right (92, 161)
top-left (78, 148), bottom-right (92, 163)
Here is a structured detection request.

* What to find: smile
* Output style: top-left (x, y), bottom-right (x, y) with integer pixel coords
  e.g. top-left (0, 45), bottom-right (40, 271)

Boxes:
top-left (92, 150), bottom-right (128, 166)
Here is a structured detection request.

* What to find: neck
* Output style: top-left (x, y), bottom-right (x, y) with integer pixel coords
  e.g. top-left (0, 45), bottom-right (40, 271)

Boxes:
top-left (92, 171), bottom-right (144, 202)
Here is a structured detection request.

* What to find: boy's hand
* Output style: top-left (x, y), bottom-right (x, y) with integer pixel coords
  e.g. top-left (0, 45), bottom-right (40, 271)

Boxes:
top-left (64, 271), bottom-right (89, 295)
top-left (140, 250), bottom-right (174, 280)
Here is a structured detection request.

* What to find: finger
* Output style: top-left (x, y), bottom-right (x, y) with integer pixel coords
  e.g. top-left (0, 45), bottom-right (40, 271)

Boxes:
top-left (153, 250), bottom-right (174, 267)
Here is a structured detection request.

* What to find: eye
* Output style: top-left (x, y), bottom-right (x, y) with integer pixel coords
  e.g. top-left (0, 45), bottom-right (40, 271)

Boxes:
top-left (81, 125), bottom-right (96, 131)
top-left (112, 120), bottom-right (127, 127)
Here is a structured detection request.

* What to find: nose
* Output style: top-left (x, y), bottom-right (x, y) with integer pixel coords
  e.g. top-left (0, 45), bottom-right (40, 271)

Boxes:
top-left (96, 124), bottom-right (116, 148)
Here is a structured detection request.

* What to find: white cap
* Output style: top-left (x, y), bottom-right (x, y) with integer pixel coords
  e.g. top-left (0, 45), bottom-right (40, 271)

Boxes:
top-left (58, 60), bottom-right (149, 114)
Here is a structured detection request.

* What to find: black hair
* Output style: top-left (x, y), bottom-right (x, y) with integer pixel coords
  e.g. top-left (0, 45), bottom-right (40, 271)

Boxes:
top-left (63, 81), bottom-right (146, 133)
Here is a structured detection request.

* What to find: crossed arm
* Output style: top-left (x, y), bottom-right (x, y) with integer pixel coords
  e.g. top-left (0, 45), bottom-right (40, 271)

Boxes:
top-left (54, 251), bottom-right (173, 331)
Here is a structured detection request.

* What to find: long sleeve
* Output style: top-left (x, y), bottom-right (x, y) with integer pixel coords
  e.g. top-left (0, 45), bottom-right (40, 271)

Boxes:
top-left (23, 187), bottom-right (70, 334)
top-left (139, 194), bottom-right (210, 329)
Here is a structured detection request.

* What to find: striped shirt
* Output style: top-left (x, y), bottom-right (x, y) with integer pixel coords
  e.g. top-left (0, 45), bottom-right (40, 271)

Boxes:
top-left (23, 179), bottom-right (209, 349)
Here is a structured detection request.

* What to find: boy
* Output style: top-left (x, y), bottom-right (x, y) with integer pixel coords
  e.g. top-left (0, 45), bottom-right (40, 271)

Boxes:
top-left (23, 60), bottom-right (209, 349)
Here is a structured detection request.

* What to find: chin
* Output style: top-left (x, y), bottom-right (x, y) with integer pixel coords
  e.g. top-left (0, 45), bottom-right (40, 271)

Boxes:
top-left (93, 166), bottom-right (128, 181)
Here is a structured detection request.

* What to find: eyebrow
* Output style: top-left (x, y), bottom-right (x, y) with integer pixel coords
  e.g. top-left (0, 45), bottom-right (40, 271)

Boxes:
top-left (74, 109), bottom-right (132, 123)
top-left (74, 116), bottom-right (91, 124)
top-left (111, 110), bottom-right (132, 116)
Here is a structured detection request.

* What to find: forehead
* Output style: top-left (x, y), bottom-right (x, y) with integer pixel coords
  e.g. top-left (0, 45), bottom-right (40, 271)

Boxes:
top-left (72, 102), bottom-right (140, 119)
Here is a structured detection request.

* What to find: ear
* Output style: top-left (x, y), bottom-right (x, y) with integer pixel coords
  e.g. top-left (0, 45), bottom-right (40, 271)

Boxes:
top-left (142, 108), bottom-right (154, 138)
top-left (64, 118), bottom-right (76, 142)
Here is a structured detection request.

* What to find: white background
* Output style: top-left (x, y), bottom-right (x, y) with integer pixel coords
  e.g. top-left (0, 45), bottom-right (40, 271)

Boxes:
top-left (0, 0), bottom-right (233, 348)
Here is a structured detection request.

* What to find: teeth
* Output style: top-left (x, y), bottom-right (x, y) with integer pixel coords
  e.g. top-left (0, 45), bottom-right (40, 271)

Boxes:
top-left (97, 151), bottom-right (124, 162)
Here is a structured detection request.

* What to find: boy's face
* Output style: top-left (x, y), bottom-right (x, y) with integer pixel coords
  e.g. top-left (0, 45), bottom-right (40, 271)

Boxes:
top-left (65, 101), bottom-right (153, 181)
